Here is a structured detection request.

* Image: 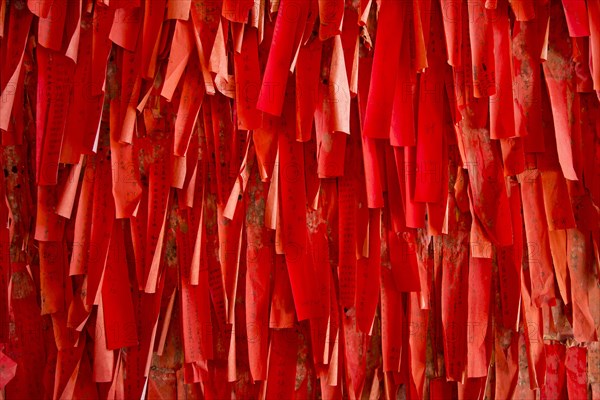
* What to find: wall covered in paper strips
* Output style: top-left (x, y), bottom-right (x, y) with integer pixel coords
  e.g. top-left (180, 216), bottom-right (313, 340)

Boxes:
top-left (1, 0), bottom-right (600, 398)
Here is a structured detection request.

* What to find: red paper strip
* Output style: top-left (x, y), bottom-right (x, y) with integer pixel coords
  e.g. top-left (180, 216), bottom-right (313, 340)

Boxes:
top-left (256, 0), bottom-right (308, 116)
top-left (380, 264), bottom-right (402, 373)
top-left (161, 19), bottom-right (194, 101)
top-left (361, 0), bottom-right (406, 139)
top-left (565, 346), bottom-right (588, 399)
top-left (265, 329), bottom-right (298, 399)
top-left (520, 169), bottom-right (557, 307)
top-left (174, 55), bottom-right (205, 157)
top-left (36, 47), bottom-right (74, 185)
top-left (466, 257), bottom-right (492, 378)
top-left (110, 7), bottom-right (142, 51)
top-left (567, 228), bottom-right (598, 342)
top-left (561, 0), bottom-right (590, 37)
top-left (85, 142), bottom-right (115, 306)
top-left (140, 0), bottom-right (166, 79)
top-left (467, 0), bottom-right (496, 98)
top-left (512, 7), bottom-right (547, 152)
top-left (0, 2), bottom-right (32, 132)
top-left (234, 27), bottom-right (263, 131)
top-left (490, 0), bottom-right (516, 139)
top-left (101, 221), bottom-right (139, 349)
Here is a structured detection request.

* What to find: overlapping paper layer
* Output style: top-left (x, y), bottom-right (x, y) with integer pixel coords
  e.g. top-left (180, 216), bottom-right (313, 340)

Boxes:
top-left (1, 0), bottom-right (600, 398)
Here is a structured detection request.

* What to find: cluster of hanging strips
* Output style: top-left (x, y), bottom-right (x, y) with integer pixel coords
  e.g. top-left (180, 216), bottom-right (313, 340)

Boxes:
top-left (0, 0), bottom-right (599, 398)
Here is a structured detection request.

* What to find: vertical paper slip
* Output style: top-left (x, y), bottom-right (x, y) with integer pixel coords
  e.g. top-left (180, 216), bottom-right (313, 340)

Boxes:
top-left (161, 19), bottom-right (194, 102)
top-left (144, 156), bottom-right (171, 293)
top-left (380, 265), bottom-right (403, 373)
top-left (361, 0), bottom-right (407, 139)
top-left (389, 18), bottom-right (416, 147)
top-left (256, 0), bottom-right (309, 116)
top-left (101, 222), bottom-right (139, 350)
top-left (441, 230), bottom-right (469, 381)
top-left (140, 0), bottom-right (166, 79)
top-left (354, 208), bottom-right (380, 334)
top-left (233, 27), bottom-right (263, 130)
top-left (244, 165), bottom-right (273, 381)
top-left (0, 2), bottom-right (32, 132)
top-left (337, 154), bottom-right (357, 308)
top-left (174, 55), bottom-right (205, 157)
top-left (36, 47), bottom-right (74, 186)
top-left (265, 329), bottom-right (298, 399)
top-left (85, 143), bottom-right (115, 307)
top-left (109, 7), bottom-right (142, 51)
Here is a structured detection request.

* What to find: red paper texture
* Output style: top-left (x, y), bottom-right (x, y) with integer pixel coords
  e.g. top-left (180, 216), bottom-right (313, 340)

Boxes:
top-left (1, 0), bottom-right (599, 399)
